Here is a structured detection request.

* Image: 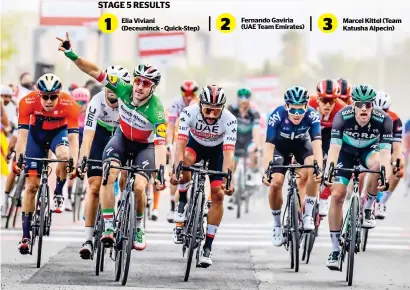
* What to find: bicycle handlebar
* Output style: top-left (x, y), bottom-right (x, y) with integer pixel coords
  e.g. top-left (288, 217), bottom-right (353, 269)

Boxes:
top-left (19, 154), bottom-right (74, 173)
top-left (78, 157), bottom-right (102, 180)
top-left (102, 159), bottom-right (165, 186)
top-left (266, 160), bottom-right (320, 183)
top-left (175, 161), bottom-right (232, 190)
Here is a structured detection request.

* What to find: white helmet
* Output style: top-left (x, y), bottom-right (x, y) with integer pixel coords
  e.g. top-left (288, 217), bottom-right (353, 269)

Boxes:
top-left (133, 64), bottom-right (161, 85)
top-left (373, 91), bottom-right (391, 111)
top-left (36, 73), bottom-right (62, 94)
top-left (105, 65), bottom-right (131, 83)
top-left (199, 85), bottom-right (227, 106)
top-left (0, 85), bottom-right (14, 96)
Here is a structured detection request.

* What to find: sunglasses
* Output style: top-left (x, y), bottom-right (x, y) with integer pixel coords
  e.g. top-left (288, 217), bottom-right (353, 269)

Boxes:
top-left (287, 106), bottom-right (307, 116)
top-left (134, 77), bottom-right (153, 88)
top-left (354, 101), bottom-right (373, 109)
top-left (319, 97), bottom-right (337, 105)
top-left (40, 94), bottom-right (59, 101)
top-left (238, 95), bottom-right (251, 100)
top-left (201, 106), bottom-right (223, 115)
top-left (182, 91), bottom-right (198, 98)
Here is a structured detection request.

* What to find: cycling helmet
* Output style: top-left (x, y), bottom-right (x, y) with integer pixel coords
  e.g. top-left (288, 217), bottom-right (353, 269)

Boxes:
top-left (68, 82), bottom-right (79, 92)
top-left (36, 73), bottom-right (62, 94)
top-left (337, 78), bottom-right (352, 102)
top-left (133, 64), bottom-right (161, 85)
top-left (105, 65), bottom-right (131, 83)
top-left (0, 85), bottom-right (14, 96)
top-left (351, 84), bottom-right (376, 102)
top-left (316, 79), bottom-right (340, 99)
top-left (181, 80), bottom-right (199, 94)
top-left (373, 91), bottom-right (391, 111)
top-left (284, 86), bottom-right (309, 105)
top-left (199, 85), bottom-right (227, 106)
top-left (72, 87), bottom-right (90, 102)
top-left (237, 88), bottom-right (252, 98)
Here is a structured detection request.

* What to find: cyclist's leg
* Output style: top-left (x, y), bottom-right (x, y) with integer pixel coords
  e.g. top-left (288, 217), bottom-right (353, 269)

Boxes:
top-left (151, 172), bottom-right (160, 220)
top-left (50, 129), bottom-right (70, 213)
top-left (168, 142), bottom-right (178, 220)
top-left (99, 130), bottom-right (124, 245)
top-left (19, 132), bottom-right (44, 254)
top-left (360, 146), bottom-right (381, 228)
top-left (326, 150), bottom-right (352, 269)
top-left (269, 147), bottom-right (288, 247)
top-left (294, 140), bottom-right (312, 211)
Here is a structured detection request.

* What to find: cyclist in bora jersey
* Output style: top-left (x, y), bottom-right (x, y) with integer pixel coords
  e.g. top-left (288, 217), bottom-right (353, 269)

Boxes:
top-left (166, 80), bottom-right (199, 222)
top-left (78, 65), bottom-right (130, 259)
top-left (262, 86), bottom-right (323, 246)
top-left (226, 88), bottom-right (261, 210)
top-left (170, 85), bottom-right (236, 266)
top-left (58, 32), bottom-right (167, 251)
top-left (14, 73), bottom-right (80, 254)
top-left (309, 79), bottom-right (346, 216)
top-left (65, 87), bottom-right (90, 211)
top-left (372, 92), bottom-right (404, 219)
top-left (324, 84), bottom-right (392, 269)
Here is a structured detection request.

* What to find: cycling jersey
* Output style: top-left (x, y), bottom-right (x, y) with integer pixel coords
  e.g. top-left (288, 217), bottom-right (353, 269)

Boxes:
top-left (97, 74), bottom-right (165, 145)
top-left (177, 103), bottom-right (237, 150)
top-left (404, 119), bottom-right (410, 153)
top-left (330, 106), bottom-right (393, 151)
top-left (266, 105), bottom-right (321, 144)
top-left (405, 119), bottom-right (410, 134)
top-left (385, 110), bottom-right (402, 143)
top-left (308, 95), bottom-right (346, 154)
top-left (167, 97), bottom-right (186, 124)
top-left (84, 91), bottom-right (119, 132)
top-left (18, 91), bottom-right (80, 134)
top-left (227, 104), bottom-right (260, 155)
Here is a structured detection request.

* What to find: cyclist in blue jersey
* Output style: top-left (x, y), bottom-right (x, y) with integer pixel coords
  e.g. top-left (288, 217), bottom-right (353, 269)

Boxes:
top-left (324, 84), bottom-right (392, 270)
top-left (262, 86), bottom-right (323, 246)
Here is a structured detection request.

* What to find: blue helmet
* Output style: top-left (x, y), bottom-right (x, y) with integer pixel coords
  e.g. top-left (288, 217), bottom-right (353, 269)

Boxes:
top-left (284, 86), bottom-right (309, 105)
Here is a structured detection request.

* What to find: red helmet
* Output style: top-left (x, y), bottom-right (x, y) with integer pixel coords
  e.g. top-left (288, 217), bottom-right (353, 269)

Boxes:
top-left (337, 78), bottom-right (352, 103)
top-left (181, 80), bottom-right (199, 96)
top-left (316, 79), bottom-right (341, 99)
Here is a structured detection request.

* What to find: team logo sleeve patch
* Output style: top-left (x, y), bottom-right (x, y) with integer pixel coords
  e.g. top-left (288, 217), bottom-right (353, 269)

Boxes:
top-left (155, 123), bottom-right (166, 138)
top-left (107, 75), bottom-right (118, 87)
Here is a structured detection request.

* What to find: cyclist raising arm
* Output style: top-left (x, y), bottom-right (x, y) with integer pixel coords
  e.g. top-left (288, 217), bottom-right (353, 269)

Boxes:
top-left (58, 32), bottom-right (166, 251)
top-left (324, 84), bottom-right (392, 270)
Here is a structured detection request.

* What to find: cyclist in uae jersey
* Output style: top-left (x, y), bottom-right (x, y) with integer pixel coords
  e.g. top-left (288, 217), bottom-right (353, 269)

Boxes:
top-left (78, 65), bottom-right (129, 259)
top-left (262, 86), bottom-right (323, 247)
top-left (166, 80), bottom-right (199, 223)
top-left (65, 87), bottom-right (91, 212)
top-left (372, 92), bottom-right (403, 219)
top-left (227, 88), bottom-right (261, 210)
top-left (58, 32), bottom-right (167, 251)
top-left (14, 73), bottom-right (80, 254)
top-left (324, 84), bottom-right (392, 270)
top-left (170, 85), bottom-right (236, 267)
top-left (309, 79), bottom-right (346, 216)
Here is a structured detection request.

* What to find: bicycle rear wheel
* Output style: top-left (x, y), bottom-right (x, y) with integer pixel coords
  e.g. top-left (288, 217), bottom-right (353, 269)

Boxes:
top-left (361, 228), bottom-right (368, 252)
top-left (184, 191), bottom-right (202, 282)
top-left (347, 196), bottom-right (358, 286)
top-left (6, 174), bottom-right (25, 229)
top-left (291, 191), bottom-right (300, 272)
top-left (121, 192), bottom-right (135, 286)
top-left (95, 207), bottom-right (104, 276)
top-left (36, 184), bottom-right (47, 268)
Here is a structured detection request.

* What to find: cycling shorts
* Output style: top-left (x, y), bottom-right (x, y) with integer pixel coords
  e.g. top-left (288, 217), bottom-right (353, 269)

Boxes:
top-left (87, 124), bottom-right (113, 178)
top-left (79, 127), bottom-right (84, 148)
top-left (102, 127), bottom-right (155, 181)
top-left (334, 144), bottom-right (378, 185)
top-left (234, 141), bottom-right (255, 161)
top-left (25, 126), bottom-right (69, 177)
top-left (186, 134), bottom-right (224, 186)
top-left (271, 138), bottom-right (313, 175)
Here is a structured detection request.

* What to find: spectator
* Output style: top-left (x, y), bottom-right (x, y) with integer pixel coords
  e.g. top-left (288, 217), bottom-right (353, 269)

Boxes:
top-left (68, 82), bottom-right (79, 95)
top-left (84, 79), bottom-right (96, 91)
top-left (90, 85), bottom-right (102, 98)
top-left (15, 72), bottom-right (34, 103)
top-left (0, 85), bottom-right (17, 136)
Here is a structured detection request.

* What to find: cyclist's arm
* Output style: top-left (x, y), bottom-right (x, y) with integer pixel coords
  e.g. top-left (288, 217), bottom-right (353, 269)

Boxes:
top-left (67, 100), bottom-right (81, 166)
top-left (70, 55), bottom-right (101, 80)
top-left (15, 129), bottom-right (28, 163)
top-left (15, 96), bottom-right (33, 161)
top-left (308, 110), bottom-right (323, 167)
top-left (391, 117), bottom-right (403, 164)
top-left (173, 108), bottom-right (190, 169)
top-left (152, 104), bottom-right (167, 170)
top-left (326, 111), bottom-right (343, 173)
top-left (222, 114), bottom-right (237, 174)
top-left (79, 95), bottom-right (101, 159)
top-left (379, 115), bottom-right (394, 179)
top-left (252, 111), bottom-right (262, 149)
top-left (264, 109), bottom-right (281, 170)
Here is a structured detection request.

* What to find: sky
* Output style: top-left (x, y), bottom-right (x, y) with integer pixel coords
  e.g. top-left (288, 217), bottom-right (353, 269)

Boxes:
top-left (2, 0), bottom-right (410, 68)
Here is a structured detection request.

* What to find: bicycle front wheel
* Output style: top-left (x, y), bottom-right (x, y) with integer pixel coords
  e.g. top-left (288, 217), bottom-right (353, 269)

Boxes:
top-left (121, 192), bottom-right (135, 286)
top-left (95, 206), bottom-right (104, 276)
top-left (291, 191), bottom-right (300, 272)
top-left (347, 196), bottom-right (359, 286)
top-left (36, 184), bottom-right (47, 268)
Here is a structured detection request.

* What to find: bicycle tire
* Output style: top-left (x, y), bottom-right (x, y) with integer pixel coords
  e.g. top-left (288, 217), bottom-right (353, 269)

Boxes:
top-left (301, 234), bottom-right (307, 261)
top-left (184, 189), bottom-right (202, 282)
top-left (36, 184), bottom-right (47, 268)
top-left (5, 198), bottom-right (15, 229)
top-left (6, 174), bottom-right (24, 229)
top-left (95, 208), bottom-right (104, 276)
top-left (361, 228), bottom-right (368, 252)
top-left (73, 178), bottom-right (82, 222)
top-left (114, 248), bottom-right (122, 281)
top-left (121, 192), bottom-right (135, 286)
top-left (291, 191), bottom-right (300, 273)
top-left (114, 203), bottom-right (124, 281)
top-left (306, 203), bottom-right (320, 264)
top-left (347, 196), bottom-right (358, 286)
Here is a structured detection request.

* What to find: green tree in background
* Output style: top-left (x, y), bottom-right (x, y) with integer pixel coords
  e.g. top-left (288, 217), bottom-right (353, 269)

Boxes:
top-left (0, 15), bottom-right (18, 74)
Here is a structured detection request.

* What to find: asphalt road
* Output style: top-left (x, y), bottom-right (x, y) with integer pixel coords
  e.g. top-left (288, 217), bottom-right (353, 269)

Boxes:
top-left (1, 182), bottom-right (410, 290)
